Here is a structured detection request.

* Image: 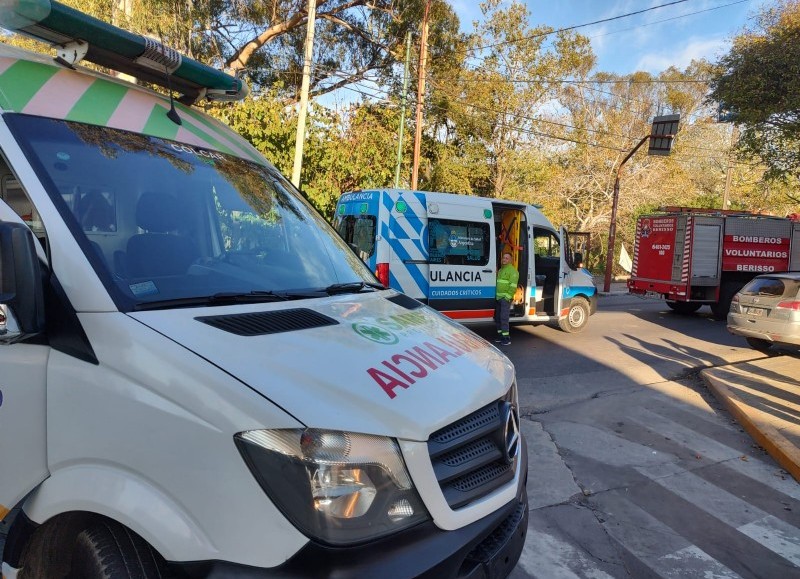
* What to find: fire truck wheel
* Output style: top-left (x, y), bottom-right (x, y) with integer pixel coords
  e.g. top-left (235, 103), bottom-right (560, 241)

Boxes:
top-left (559, 297), bottom-right (589, 333)
top-left (746, 337), bottom-right (773, 351)
top-left (68, 520), bottom-right (171, 579)
top-left (711, 282), bottom-right (743, 320)
top-left (666, 301), bottom-right (701, 315)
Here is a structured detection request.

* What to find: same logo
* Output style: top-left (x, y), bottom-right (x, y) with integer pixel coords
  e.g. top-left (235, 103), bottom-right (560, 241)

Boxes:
top-left (352, 323), bottom-right (399, 344)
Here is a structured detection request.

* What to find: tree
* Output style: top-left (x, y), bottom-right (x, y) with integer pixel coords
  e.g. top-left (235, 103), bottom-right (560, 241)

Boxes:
top-left (30, 0), bottom-right (438, 104)
top-left (708, 0), bottom-right (800, 184)
top-left (425, 0), bottom-right (594, 199)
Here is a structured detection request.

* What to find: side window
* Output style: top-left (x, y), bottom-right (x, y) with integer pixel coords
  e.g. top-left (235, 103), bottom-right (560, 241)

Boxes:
top-left (533, 228), bottom-right (560, 258)
top-left (428, 218), bottom-right (490, 266)
top-left (334, 215), bottom-right (376, 260)
top-left (0, 173), bottom-right (44, 239)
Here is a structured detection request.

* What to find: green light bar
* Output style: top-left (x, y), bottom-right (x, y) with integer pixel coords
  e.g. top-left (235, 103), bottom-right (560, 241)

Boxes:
top-left (0, 0), bottom-right (249, 104)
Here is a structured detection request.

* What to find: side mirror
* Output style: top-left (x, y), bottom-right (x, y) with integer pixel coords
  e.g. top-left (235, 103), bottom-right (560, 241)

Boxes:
top-left (0, 222), bottom-right (45, 343)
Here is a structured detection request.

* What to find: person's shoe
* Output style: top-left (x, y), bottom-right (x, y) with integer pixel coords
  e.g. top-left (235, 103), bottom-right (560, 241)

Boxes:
top-left (494, 335), bottom-right (503, 343)
top-left (500, 337), bottom-right (511, 346)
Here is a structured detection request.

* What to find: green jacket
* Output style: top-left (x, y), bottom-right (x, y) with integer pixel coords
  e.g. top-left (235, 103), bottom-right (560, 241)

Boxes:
top-left (496, 263), bottom-right (519, 301)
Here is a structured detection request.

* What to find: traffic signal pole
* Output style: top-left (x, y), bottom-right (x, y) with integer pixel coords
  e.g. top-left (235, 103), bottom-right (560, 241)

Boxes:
top-left (603, 135), bottom-right (653, 294)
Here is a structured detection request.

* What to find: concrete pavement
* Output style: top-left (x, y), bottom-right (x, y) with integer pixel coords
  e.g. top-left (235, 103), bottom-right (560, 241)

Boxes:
top-left (599, 282), bottom-right (800, 484)
top-left (702, 354), bottom-right (800, 483)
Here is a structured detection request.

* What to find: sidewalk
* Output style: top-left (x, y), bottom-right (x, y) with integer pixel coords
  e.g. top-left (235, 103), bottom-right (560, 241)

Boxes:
top-left (702, 355), bottom-right (800, 482)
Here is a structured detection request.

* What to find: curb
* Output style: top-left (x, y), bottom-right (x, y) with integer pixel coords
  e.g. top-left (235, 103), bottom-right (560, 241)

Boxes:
top-left (701, 368), bottom-right (800, 483)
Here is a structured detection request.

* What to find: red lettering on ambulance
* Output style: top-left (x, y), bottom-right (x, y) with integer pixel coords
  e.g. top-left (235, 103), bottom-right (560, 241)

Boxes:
top-left (391, 354), bottom-right (428, 378)
top-left (407, 346), bottom-right (443, 369)
top-left (382, 360), bottom-right (416, 385)
top-left (367, 368), bottom-right (409, 399)
top-left (425, 341), bottom-right (461, 362)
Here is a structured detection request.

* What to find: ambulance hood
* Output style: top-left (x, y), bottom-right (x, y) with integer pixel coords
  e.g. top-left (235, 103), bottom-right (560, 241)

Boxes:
top-left (129, 291), bottom-right (514, 441)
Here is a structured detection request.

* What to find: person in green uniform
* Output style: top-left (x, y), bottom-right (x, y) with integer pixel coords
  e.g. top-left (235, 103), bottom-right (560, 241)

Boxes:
top-left (495, 249), bottom-right (519, 346)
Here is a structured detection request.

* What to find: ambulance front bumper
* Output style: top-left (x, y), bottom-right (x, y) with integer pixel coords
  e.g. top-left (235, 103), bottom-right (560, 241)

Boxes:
top-left (173, 440), bottom-right (529, 579)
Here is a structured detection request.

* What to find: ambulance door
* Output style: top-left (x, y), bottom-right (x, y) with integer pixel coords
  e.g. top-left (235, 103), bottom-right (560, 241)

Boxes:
top-left (557, 226), bottom-right (575, 316)
top-left (0, 175), bottom-right (49, 517)
top-left (387, 191), bottom-right (429, 300)
top-left (427, 201), bottom-right (495, 319)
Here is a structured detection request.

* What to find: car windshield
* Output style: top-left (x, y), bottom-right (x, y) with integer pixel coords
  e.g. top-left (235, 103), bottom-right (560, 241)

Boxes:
top-left (7, 115), bottom-right (375, 310)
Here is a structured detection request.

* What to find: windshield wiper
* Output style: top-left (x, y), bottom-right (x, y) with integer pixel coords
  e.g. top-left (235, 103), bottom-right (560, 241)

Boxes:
top-left (322, 281), bottom-right (385, 295)
top-left (210, 291), bottom-right (292, 302)
top-left (134, 291), bottom-right (292, 311)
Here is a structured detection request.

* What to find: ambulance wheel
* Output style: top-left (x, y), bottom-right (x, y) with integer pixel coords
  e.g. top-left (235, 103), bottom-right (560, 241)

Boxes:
top-left (666, 301), bottom-right (701, 315)
top-left (68, 520), bottom-right (171, 579)
top-left (559, 297), bottom-right (589, 333)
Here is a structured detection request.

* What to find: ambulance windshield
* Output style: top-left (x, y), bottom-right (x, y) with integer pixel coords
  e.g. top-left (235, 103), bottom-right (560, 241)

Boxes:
top-left (7, 115), bottom-right (376, 310)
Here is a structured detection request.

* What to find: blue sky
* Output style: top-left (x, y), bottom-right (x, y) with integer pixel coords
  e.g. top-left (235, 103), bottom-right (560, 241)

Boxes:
top-left (450, 0), bottom-right (770, 75)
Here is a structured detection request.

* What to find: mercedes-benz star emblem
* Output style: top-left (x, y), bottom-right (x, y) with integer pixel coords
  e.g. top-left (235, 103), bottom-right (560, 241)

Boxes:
top-left (502, 402), bottom-right (520, 463)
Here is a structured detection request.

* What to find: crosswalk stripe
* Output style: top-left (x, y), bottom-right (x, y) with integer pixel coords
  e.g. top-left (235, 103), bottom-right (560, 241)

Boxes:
top-left (597, 493), bottom-right (741, 578)
top-left (516, 529), bottom-right (617, 579)
top-left (629, 407), bottom-right (744, 462)
top-left (640, 468), bottom-right (800, 566)
top-left (629, 406), bottom-right (800, 499)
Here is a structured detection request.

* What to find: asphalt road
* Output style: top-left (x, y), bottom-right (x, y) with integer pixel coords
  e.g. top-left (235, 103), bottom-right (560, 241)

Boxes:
top-left (470, 293), bottom-right (800, 579)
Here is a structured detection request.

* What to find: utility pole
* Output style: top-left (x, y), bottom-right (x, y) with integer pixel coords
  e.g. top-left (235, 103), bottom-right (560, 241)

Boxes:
top-left (411, 0), bottom-right (431, 191)
top-left (722, 125), bottom-right (739, 209)
top-left (113, 0), bottom-right (135, 83)
top-left (291, 0), bottom-right (317, 189)
top-left (394, 32), bottom-right (412, 188)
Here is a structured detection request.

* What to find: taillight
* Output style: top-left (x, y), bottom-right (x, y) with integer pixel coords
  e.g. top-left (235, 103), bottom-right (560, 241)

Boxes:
top-left (776, 300), bottom-right (800, 311)
top-left (376, 263), bottom-right (390, 287)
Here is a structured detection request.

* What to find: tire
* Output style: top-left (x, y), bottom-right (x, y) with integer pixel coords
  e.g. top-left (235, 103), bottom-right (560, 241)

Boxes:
top-left (666, 301), bottom-right (702, 315)
top-left (68, 520), bottom-right (170, 579)
top-left (558, 297), bottom-right (589, 333)
top-left (711, 281), bottom-right (744, 321)
top-left (746, 337), bottom-right (773, 351)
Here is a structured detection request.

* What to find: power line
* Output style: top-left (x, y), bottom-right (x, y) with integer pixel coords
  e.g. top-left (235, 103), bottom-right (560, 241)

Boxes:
top-left (458, 0), bottom-right (691, 56)
top-left (586, 0), bottom-right (752, 41)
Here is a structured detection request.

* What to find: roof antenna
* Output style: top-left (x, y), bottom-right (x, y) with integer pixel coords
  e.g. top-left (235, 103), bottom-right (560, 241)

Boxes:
top-left (158, 30), bottom-right (181, 126)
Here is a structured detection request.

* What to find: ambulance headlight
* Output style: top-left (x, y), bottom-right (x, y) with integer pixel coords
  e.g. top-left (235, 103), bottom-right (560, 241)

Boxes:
top-left (235, 429), bottom-right (430, 545)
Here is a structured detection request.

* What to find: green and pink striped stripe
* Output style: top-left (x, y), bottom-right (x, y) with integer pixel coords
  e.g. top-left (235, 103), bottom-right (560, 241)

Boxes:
top-left (0, 52), bottom-right (264, 165)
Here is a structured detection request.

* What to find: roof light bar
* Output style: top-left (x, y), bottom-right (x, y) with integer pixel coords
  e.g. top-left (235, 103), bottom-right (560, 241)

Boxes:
top-left (0, 0), bottom-right (249, 104)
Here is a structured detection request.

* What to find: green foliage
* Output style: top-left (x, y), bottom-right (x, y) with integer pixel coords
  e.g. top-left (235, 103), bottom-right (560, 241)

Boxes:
top-left (708, 0), bottom-right (800, 182)
top-left (2, 0), bottom-right (797, 272)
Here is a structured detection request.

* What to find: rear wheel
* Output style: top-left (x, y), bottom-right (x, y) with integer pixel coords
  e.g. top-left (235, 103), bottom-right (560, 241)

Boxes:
top-left (558, 297), bottom-right (589, 333)
top-left (711, 281), bottom-right (744, 320)
top-left (68, 520), bottom-right (170, 579)
top-left (666, 301), bottom-right (702, 315)
top-left (746, 337), bottom-right (773, 351)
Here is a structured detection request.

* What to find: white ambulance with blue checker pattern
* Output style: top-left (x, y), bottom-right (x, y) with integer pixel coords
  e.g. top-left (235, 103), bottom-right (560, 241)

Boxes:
top-left (335, 189), bottom-right (598, 333)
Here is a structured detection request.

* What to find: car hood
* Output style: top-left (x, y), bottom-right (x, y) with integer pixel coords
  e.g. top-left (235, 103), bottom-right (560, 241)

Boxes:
top-left (128, 291), bottom-right (513, 441)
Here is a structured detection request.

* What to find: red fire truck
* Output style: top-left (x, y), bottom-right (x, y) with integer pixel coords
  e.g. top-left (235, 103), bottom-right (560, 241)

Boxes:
top-left (628, 207), bottom-right (800, 319)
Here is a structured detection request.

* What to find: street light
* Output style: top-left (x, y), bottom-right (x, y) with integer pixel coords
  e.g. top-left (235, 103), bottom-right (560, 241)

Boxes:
top-left (603, 114), bottom-right (680, 293)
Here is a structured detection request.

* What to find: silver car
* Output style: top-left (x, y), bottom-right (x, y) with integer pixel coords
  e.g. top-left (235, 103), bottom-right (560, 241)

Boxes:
top-left (727, 272), bottom-right (800, 351)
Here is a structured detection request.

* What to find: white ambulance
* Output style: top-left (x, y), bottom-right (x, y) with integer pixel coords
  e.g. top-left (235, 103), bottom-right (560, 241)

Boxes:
top-left (0, 2), bottom-right (528, 577)
top-left (334, 189), bottom-right (598, 333)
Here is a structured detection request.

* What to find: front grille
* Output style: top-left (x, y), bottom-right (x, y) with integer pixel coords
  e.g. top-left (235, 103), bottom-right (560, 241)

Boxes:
top-left (428, 399), bottom-right (518, 509)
